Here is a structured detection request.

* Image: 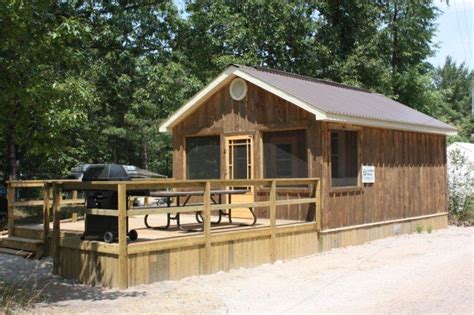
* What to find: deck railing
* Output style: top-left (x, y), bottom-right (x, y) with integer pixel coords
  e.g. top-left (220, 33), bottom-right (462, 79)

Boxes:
top-left (6, 179), bottom-right (85, 255)
top-left (7, 177), bottom-right (321, 289)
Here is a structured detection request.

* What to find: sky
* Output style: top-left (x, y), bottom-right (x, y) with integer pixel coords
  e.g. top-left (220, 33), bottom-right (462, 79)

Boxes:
top-left (429, 0), bottom-right (474, 69)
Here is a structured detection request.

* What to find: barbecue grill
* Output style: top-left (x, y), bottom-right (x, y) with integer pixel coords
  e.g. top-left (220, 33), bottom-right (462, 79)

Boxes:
top-left (81, 164), bottom-right (166, 243)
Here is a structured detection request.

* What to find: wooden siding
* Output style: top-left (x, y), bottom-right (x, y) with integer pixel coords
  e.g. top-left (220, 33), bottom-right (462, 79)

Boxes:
top-left (321, 125), bottom-right (447, 229)
top-left (171, 80), bottom-right (448, 230)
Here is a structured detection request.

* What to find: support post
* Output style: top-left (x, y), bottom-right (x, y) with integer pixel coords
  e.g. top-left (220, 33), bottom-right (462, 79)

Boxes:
top-left (7, 182), bottom-right (15, 236)
top-left (52, 183), bottom-right (62, 274)
top-left (203, 181), bottom-right (211, 274)
top-left (71, 190), bottom-right (78, 221)
top-left (315, 179), bottom-right (321, 232)
top-left (43, 183), bottom-right (51, 255)
top-left (117, 183), bottom-right (128, 289)
top-left (270, 180), bottom-right (277, 262)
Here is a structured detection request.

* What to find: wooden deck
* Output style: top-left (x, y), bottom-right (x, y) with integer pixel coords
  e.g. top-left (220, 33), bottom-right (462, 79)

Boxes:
top-left (4, 178), bottom-right (321, 289)
top-left (18, 214), bottom-right (304, 242)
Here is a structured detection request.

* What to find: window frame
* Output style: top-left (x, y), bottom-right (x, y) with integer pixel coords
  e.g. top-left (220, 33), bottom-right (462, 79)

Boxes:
top-left (328, 126), bottom-right (361, 190)
top-left (262, 128), bottom-right (309, 179)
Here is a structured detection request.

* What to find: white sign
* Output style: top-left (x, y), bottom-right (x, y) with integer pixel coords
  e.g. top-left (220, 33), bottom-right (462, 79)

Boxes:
top-left (362, 165), bottom-right (375, 183)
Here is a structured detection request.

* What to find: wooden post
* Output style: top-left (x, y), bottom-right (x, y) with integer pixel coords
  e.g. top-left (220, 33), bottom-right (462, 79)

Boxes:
top-left (203, 181), bottom-right (211, 274)
top-left (315, 179), bottom-right (321, 232)
top-left (71, 190), bottom-right (78, 221)
top-left (269, 180), bottom-right (277, 262)
top-left (43, 183), bottom-right (51, 255)
top-left (52, 183), bottom-right (62, 274)
top-left (117, 183), bottom-right (128, 289)
top-left (7, 182), bottom-right (15, 236)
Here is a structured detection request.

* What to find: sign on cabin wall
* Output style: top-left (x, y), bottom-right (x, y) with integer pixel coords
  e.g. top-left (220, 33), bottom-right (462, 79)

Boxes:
top-left (362, 165), bottom-right (375, 183)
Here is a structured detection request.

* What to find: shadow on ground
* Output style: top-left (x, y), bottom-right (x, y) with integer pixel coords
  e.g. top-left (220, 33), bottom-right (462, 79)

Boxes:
top-left (0, 254), bottom-right (146, 306)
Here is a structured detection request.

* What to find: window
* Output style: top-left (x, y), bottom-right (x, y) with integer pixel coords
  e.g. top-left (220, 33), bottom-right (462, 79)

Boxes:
top-left (186, 136), bottom-right (220, 179)
top-left (330, 130), bottom-right (358, 187)
top-left (263, 130), bottom-right (307, 178)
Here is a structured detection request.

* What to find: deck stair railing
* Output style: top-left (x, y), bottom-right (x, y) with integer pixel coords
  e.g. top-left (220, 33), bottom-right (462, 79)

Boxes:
top-left (2, 180), bottom-right (84, 258)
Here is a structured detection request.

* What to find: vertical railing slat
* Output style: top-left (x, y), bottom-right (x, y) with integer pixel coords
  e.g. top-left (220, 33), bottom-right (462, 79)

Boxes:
top-left (118, 183), bottom-right (128, 289)
top-left (203, 181), bottom-right (211, 274)
top-left (270, 180), bottom-right (277, 262)
top-left (52, 183), bottom-right (62, 274)
top-left (316, 179), bottom-right (321, 232)
top-left (43, 183), bottom-right (51, 255)
top-left (7, 182), bottom-right (15, 236)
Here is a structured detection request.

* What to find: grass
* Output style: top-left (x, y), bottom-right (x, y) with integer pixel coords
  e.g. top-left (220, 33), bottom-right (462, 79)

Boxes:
top-left (415, 224), bottom-right (423, 233)
top-left (0, 261), bottom-right (49, 313)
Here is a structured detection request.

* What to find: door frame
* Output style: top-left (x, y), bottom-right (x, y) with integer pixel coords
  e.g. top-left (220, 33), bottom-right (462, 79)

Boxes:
top-left (224, 134), bottom-right (254, 182)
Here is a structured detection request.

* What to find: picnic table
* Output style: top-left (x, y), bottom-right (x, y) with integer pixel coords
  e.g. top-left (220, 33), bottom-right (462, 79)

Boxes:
top-left (143, 189), bottom-right (257, 231)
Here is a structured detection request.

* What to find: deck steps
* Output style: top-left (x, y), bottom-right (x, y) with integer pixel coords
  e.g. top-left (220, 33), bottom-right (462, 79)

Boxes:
top-left (13, 226), bottom-right (43, 239)
top-left (0, 236), bottom-right (44, 259)
top-left (0, 247), bottom-right (34, 259)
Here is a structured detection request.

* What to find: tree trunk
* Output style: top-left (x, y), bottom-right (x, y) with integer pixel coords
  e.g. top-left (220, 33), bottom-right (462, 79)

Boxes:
top-left (143, 141), bottom-right (148, 170)
top-left (6, 131), bottom-right (18, 180)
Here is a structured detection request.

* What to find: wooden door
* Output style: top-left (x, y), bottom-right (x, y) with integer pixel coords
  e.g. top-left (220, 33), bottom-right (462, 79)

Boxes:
top-left (225, 135), bottom-right (254, 219)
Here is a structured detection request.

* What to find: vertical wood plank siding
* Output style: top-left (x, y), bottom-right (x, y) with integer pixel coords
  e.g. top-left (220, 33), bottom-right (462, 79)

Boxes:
top-left (172, 81), bottom-right (447, 230)
top-left (322, 123), bottom-right (447, 229)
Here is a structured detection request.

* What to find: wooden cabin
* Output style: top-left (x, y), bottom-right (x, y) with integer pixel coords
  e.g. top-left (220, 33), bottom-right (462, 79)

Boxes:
top-left (160, 64), bottom-right (456, 234)
top-left (2, 65), bottom-right (456, 289)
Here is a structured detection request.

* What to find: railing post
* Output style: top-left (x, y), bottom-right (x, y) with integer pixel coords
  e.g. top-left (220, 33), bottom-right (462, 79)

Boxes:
top-left (203, 181), bottom-right (211, 274)
top-left (52, 183), bottom-right (62, 274)
top-left (43, 183), bottom-right (51, 255)
top-left (118, 183), bottom-right (128, 289)
top-left (270, 180), bottom-right (277, 263)
top-left (7, 182), bottom-right (15, 236)
top-left (315, 179), bottom-right (321, 232)
top-left (71, 190), bottom-right (78, 222)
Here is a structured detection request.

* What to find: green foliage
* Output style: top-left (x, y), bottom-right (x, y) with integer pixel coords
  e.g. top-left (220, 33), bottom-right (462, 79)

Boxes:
top-left (415, 224), bottom-right (423, 233)
top-left (427, 225), bottom-right (433, 233)
top-left (433, 57), bottom-right (474, 143)
top-left (0, 1), bottom-right (471, 180)
top-left (447, 148), bottom-right (474, 221)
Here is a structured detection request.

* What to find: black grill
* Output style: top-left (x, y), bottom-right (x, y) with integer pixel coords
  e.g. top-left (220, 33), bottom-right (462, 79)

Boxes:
top-left (80, 164), bottom-right (165, 243)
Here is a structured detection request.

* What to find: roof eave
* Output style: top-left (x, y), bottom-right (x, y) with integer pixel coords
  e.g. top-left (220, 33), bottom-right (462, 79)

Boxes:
top-left (323, 112), bottom-right (457, 136)
top-left (160, 65), bottom-right (457, 136)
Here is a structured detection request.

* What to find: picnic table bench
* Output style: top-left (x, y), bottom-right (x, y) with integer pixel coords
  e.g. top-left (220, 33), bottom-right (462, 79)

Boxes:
top-left (141, 189), bottom-right (257, 231)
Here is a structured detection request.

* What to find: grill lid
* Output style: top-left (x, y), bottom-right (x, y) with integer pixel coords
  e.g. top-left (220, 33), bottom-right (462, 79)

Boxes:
top-left (79, 164), bottom-right (166, 181)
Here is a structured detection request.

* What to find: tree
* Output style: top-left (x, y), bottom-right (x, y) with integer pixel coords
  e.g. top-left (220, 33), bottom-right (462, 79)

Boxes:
top-left (432, 57), bottom-right (474, 142)
top-left (0, 1), bottom-right (96, 179)
top-left (314, 0), bottom-right (392, 92)
top-left (179, 0), bottom-right (321, 82)
top-left (379, 0), bottom-right (439, 109)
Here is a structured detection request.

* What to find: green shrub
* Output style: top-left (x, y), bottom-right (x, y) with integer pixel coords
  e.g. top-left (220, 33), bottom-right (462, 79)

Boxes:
top-left (415, 224), bottom-right (423, 233)
top-left (427, 225), bottom-right (433, 233)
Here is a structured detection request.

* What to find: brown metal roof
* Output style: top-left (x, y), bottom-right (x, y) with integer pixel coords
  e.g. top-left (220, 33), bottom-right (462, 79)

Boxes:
top-left (235, 65), bottom-right (456, 131)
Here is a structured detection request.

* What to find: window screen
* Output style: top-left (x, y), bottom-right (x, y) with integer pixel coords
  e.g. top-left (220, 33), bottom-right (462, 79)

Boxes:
top-left (263, 130), bottom-right (307, 178)
top-left (186, 136), bottom-right (220, 179)
top-left (331, 130), bottom-right (358, 187)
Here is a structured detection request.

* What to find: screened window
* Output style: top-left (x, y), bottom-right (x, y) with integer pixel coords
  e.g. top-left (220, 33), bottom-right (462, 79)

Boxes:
top-left (331, 130), bottom-right (358, 187)
top-left (263, 130), bottom-right (307, 178)
top-left (186, 136), bottom-right (220, 179)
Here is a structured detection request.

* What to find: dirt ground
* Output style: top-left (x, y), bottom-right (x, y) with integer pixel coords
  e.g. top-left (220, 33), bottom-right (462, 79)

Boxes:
top-left (1, 226), bottom-right (473, 314)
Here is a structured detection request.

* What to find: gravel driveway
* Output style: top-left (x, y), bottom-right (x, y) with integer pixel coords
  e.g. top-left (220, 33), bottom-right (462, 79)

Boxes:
top-left (1, 226), bottom-right (473, 313)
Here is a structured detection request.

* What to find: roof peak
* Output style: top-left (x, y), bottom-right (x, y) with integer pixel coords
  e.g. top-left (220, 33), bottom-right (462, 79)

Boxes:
top-left (232, 64), bottom-right (371, 93)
